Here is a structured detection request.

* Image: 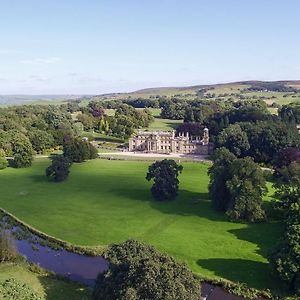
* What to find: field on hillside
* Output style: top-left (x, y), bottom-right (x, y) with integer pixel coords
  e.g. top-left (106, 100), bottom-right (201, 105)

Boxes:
top-left (0, 159), bottom-right (284, 293)
top-left (148, 118), bottom-right (183, 131)
top-left (0, 262), bottom-right (91, 299)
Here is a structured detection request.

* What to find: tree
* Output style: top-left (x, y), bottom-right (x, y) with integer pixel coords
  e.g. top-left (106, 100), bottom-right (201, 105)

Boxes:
top-left (209, 149), bottom-right (267, 222)
top-left (225, 157), bottom-right (267, 222)
top-left (77, 113), bottom-right (95, 131)
top-left (63, 137), bottom-right (98, 163)
top-left (274, 147), bottom-right (300, 170)
top-left (28, 128), bottom-right (54, 153)
top-left (93, 240), bottom-right (200, 300)
top-left (0, 148), bottom-right (7, 170)
top-left (12, 139), bottom-right (33, 168)
top-left (216, 124), bottom-right (250, 157)
top-left (273, 161), bottom-right (300, 213)
top-left (240, 121), bottom-right (300, 164)
top-left (46, 155), bottom-right (72, 182)
top-left (268, 203), bottom-right (300, 294)
top-left (176, 122), bottom-right (203, 137)
top-left (146, 159), bottom-right (183, 201)
top-left (279, 103), bottom-right (300, 124)
top-left (88, 101), bottom-right (105, 118)
top-left (208, 147), bottom-right (237, 211)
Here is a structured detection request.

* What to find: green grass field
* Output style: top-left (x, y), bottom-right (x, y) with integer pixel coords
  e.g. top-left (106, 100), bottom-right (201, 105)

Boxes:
top-left (0, 159), bottom-right (284, 294)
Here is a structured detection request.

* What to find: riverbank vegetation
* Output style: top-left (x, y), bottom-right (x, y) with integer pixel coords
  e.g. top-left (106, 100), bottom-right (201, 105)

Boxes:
top-left (93, 240), bottom-right (200, 300)
top-left (0, 260), bottom-right (92, 299)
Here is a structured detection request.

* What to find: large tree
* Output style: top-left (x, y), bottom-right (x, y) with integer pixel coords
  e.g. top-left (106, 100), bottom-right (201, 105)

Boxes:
top-left (208, 147), bottom-right (237, 211)
top-left (209, 148), bottom-right (267, 222)
top-left (273, 161), bottom-right (300, 213)
top-left (12, 139), bottom-right (33, 168)
top-left (216, 123), bottom-right (250, 157)
top-left (268, 202), bottom-right (300, 294)
top-left (146, 159), bottom-right (183, 201)
top-left (274, 147), bottom-right (300, 170)
top-left (28, 128), bottom-right (54, 153)
top-left (93, 240), bottom-right (200, 300)
top-left (225, 157), bottom-right (267, 222)
top-left (279, 103), bottom-right (300, 124)
top-left (46, 155), bottom-right (72, 182)
top-left (63, 137), bottom-right (98, 163)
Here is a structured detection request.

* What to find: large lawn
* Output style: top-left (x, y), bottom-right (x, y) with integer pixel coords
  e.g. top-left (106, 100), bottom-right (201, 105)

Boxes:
top-left (0, 159), bottom-right (283, 293)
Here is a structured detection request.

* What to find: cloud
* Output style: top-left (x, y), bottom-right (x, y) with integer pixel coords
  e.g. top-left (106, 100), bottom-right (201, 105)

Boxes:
top-left (20, 57), bottom-right (62, 65)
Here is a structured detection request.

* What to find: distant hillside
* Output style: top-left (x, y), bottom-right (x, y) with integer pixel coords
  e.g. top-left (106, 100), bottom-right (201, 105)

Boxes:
top-left (1, 80), bottom-right (300, 106)
top-left (0, 95), bottom-right (84, 106)
top-left (91, 80), bottom-right (299, 99)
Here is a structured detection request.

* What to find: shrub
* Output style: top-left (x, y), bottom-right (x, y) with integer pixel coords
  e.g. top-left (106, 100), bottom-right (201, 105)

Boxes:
top-left (93, 240), bottom-right (200, 300)
top-left (0, 230), bottom-right (17, 262)
top-left (0, 278), bottom-right (42, 300)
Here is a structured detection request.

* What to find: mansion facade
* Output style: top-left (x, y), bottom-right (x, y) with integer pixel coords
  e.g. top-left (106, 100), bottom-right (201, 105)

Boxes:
top-left (128, 128), bottom-right (213, 155)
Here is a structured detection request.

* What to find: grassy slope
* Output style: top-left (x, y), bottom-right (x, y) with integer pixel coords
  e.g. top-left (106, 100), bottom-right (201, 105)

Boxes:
top-left (0, 262), bottom-right (91, 300)
top-left (0, 159), bottom-right (284, 293)
top-left (148, 118), bottom-right (183, 131)
top-left (95, 82), bottom-right (300, 107)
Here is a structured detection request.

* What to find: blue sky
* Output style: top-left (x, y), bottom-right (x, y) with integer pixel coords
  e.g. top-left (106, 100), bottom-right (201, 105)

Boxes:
top-left (0, 0), bottom-right (300, 94)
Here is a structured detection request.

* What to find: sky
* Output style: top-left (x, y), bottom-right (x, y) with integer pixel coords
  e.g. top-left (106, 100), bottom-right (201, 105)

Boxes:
top-left (0, 0), bottom-right (300, 94)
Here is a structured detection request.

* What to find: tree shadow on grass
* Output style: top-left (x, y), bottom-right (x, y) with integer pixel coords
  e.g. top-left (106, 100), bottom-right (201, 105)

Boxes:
top-left (150, 190), bottom-right (225, 221)
top-left (108, 184), bottom-right (225, 222)
top-left (197, 258), bottom-right (285, 293)
top-left (29, 174), bottom-right (51, 183)
top-left (228, 222), bottom-right (284, 259)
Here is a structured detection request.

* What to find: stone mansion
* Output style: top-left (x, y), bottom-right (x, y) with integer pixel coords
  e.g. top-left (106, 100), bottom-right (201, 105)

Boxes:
top-left (128, 128), bottom-right (213, 155)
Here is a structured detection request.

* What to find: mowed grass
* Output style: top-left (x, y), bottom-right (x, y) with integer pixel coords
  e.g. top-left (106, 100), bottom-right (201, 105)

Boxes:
top-left (0, 159), bottom-right (284, 293)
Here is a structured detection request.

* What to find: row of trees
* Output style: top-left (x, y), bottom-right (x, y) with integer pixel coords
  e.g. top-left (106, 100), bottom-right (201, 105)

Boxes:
top-left (160, 99), bottom-right (300, 165)
top-left (207, 144), bottom-right (300, 293)
top-left (0, 104), bottom-right (78, 168)
top-left (77, 102), bottom-right (153, 138)
top-left (214, 120), bottom-right (300, 164)
top-left (46, 137), bottom-right (98, 182)
top-left (268, 153), bottom-right (300, 294)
